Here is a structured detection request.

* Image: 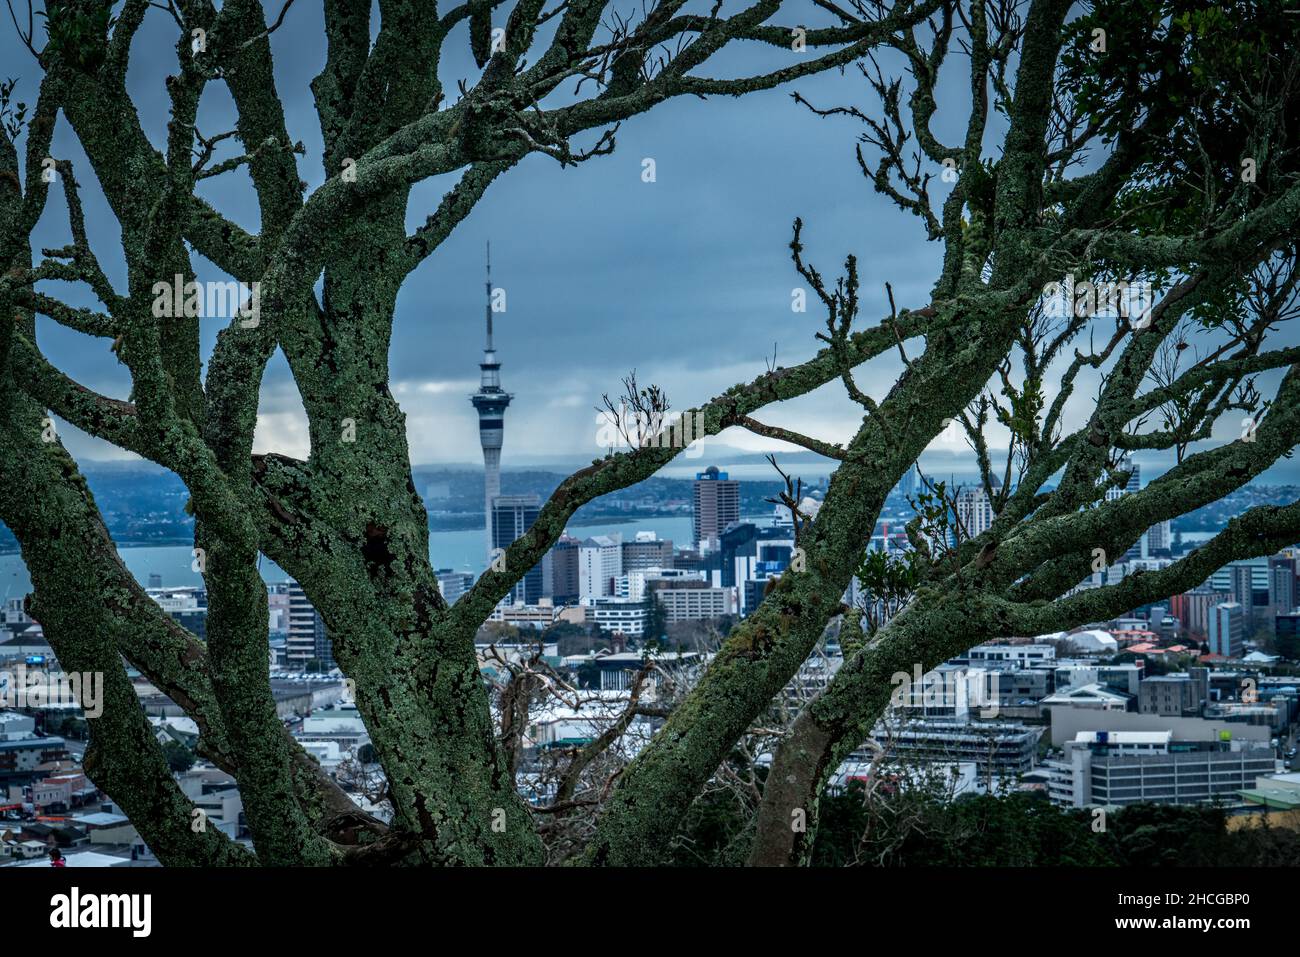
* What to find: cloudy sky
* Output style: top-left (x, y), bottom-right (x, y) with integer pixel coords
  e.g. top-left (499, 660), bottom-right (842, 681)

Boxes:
top-left (8, 2), bottom-right (1298, 484)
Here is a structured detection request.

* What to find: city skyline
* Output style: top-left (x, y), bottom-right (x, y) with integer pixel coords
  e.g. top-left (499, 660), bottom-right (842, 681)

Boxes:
top-left (2, 0), bottom-right (1298, 887)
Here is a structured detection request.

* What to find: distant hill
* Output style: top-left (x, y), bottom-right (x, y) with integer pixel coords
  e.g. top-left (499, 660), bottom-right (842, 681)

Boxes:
top-left (0, 461), bottom-right (804, 551)
top-left (2, 458), bottom-right (1290, 555)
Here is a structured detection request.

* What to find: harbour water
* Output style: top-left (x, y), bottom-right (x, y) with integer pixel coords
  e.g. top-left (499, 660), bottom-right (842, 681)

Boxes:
top-left (0, 513), bottom-right (772, 599)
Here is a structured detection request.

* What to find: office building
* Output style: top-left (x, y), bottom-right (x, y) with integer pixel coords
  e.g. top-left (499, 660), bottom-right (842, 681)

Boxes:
top-left (285, 581), bottom-right (333, 670)
top-left (1138, 671), bottom-right (1208, 717)
top-left (435, 568), bottom-right (475, 604)
top-left (1229, 563), bottom-right (1257, 629)
top-left (692, 466), bottom-right (739, 552)
top-left (955, 485), bottom-right (994, 539)
top-left (1208, 601), bottom-right (1245, 658)
top-left (1171, 588), bottom-right (1230, 639)
top-left (621, 532), bottom-right (673, 572)
top-left (964, 643), bottom-right (1056, 667)
top-left (586, 597), bottom-right (650, 638)
top-left (616, 567), bottom-right (699, 600)
top-left (1268, 552), bottom-right (1298, 617)
top-left (147, 586), bottom-right (208, 641)
top-left (653, 585), bottom-right (736, 623)
top-left (546, 536), bottom-right (582, 604)
top-left (872, 719), bottom-right (1042, 776)
top-left (1046, 730), bottom-right (1274, 808)
top-left (492, 495), bottom-right (543, 604)
top-left (893, 467), bottom-right (917, 501)
top-left (1052, 662), bottom-right (1142, 696)
top-left (578, 535), bottom-right (623, 601)
top-left (488, 598), bottom-right (577, 631)
top-left (1146, 520), bottom-right (1172, 556)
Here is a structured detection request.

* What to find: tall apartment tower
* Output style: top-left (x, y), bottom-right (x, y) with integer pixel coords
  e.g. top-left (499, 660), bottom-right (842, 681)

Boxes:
top-left (693, 466), bottom-right (740, 553)
top-left (1268, 552), bottom-right (1298, 618)
top-left (286, 580), bottom-right (332, 670)
top-left (894, 466), bottom-right (917, 501)
top-left (470, 243), bottom-right (513, 561)
top-left (955, 486), bottom-right (994, 539)
top-left (548, 536), bottom-right (583, 605)
top-left (1208, 601), bottom-right (1245, 658)
top-left (1229, 562), bottom-right (1257, 629)
top-left (1103, 455), bottom-right (1147, 561)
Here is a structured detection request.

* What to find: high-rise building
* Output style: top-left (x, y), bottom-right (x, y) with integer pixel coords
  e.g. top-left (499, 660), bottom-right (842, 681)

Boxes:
top-left (492, 495), bottom-right (543, 604)
top-left (578, 535), bottom-right (623, 601)
top-left (955, 486), bottom-right (994, 539)
top-left (1228, 562), bottom-right (1260, 631)
top-left (692, 466), bottom-right (739, 552)
top-left (267, 582), bottom-right (291, 635)
top-left (1230, 563), bottom-right (1255, 606)
top-left (894, 466), bottom-right (917, 501)
top-left (719, 522), bottom-right (760, 588)
top-left (435, 568), bottom-right (474, 604)
top-left (1211, 558), bottom-right (1267, 593)
top-left (621, 532), bottom-right (673, 572)
top-left (148, 586), bottom-right (208, 641)
top-left (547, 536), bottom-right (582, 604)
top-left (1208, 601), bottom-right (1245, 658)
top-left (1170, 588), bottom-right (1229, 639)
top-left (286, 581), bottom-right (332, 670)
top-left (1106, 454), bottom-right (1141, 495)
top-left (1268, 552), bottom-right (1298, 618)
top-left (314, 621), bottom-right (336, 671)
top-left (1145, 520), bottom-right (1172, 556)
top-left (470, 243), bottom-right (513, 562)
top-left (1102, 457), bottom-right (1146, 561)
top-left (1277, 612), bottom-right (1300, 647)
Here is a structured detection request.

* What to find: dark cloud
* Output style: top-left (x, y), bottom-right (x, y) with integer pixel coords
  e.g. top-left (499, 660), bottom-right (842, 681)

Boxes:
top-left (9, 5), bottom-right (1298, 486)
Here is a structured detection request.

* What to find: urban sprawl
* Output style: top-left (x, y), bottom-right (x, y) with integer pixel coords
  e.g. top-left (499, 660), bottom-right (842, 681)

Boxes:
top-left (2, 292), bottom-right (1298, 864)
top-left (3, 462), bottom-right (1299, 865)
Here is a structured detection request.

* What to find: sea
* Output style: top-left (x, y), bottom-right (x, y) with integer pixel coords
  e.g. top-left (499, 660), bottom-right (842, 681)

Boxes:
top-left (0, 514), bottom-right (773, 599)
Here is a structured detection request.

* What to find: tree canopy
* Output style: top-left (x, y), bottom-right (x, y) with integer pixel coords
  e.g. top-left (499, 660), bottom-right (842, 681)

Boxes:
top-left (0, 0), bottom-right (1298, 867)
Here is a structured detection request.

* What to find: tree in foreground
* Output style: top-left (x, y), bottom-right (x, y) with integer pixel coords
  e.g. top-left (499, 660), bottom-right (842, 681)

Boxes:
top-left (0, 0), bottom-right (1297, 866)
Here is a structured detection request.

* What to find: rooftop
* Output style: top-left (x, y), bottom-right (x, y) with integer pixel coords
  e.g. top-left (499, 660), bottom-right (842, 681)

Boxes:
top-left (1238, 788), bottom-right (1300, 811)
top-left (1073, 730), bottom-right (1173, 744)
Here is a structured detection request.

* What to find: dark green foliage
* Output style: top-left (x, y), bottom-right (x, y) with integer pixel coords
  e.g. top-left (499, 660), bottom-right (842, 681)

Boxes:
top-left (810, 787), bottom-right (1113, 866)
top-left (56, 715), bottom-right (88, 740)
top-left (1061, 0), bottom-right (1300, 185)
top-left (668, 785), bottom-right (756, 867)
top-left (671, 781), bottom-right (1300, 866)
top-left (161, 738), bottom-right (196, 774)
top-left (645, 596), bottom-right (669, 645)
top-left (0, 78), bottom-right (26, 140)
top-left (1104, 803), bottom-right (1300, 867)
top-left (855, 550), bottom-right (925, 610)
top-left (40, 0), bottom-right (117, 73)
top-left (1058, 0), bottom-right (1300, 328)
top-left (1277, 632), bottom-right (1300, 661)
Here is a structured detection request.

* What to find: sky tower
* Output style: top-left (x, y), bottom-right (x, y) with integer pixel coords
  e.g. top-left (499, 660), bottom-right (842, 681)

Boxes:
top-left (471, 243), bottom-right (512, 561)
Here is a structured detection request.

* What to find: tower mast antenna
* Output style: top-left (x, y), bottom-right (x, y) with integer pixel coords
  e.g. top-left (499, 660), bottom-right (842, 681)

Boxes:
top-left (485, 241), bottom-right (493, 351)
